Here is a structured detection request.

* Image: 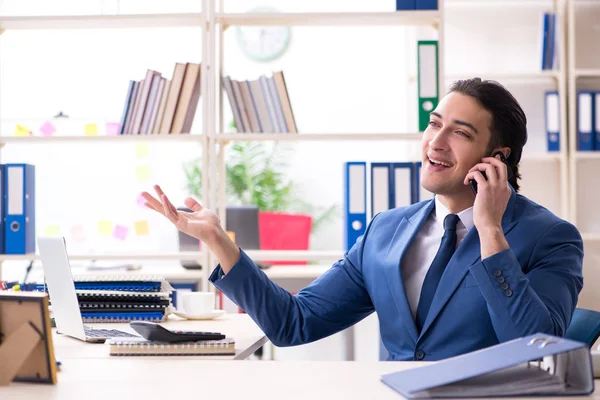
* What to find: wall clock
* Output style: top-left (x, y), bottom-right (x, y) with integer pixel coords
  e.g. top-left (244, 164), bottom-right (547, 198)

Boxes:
top-left (235, 7), bottom-right (291, 62)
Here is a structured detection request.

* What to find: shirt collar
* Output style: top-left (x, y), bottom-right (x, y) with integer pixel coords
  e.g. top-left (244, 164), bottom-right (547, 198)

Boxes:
top-left (433, 196), bottom-right (474, 232)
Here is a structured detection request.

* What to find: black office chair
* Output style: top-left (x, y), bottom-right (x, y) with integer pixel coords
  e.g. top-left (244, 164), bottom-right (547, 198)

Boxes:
top-left (565, 308), bottom-right (600, 347)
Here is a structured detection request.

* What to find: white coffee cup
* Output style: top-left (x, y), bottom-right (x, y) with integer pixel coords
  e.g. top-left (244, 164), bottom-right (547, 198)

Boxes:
top-left (180, 292), bottom-right (215, 315)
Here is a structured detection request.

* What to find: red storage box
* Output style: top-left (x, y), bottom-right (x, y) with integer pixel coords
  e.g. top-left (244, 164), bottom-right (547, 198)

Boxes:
top-left (259, 212), bottom-right (312, 265)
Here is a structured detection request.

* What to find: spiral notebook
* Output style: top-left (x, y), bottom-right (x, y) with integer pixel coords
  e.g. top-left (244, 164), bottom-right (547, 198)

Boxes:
top-left (108, 337), bottom-right (236, 356)
top-left (72, 275), bottom-right (174, 293)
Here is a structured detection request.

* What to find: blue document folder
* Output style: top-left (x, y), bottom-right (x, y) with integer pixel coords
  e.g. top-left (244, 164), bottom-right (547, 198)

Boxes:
top-left (381, 333), bottom-right (593, 398)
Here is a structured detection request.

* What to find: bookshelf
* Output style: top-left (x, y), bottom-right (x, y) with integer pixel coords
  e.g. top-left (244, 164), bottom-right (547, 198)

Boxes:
top-left (207, 0), bottom-right (575, 284)
top-left (566, 0), bottom-right (600, 310)
top-left (441, 0), bottom-right (569, 221)
top-left (0, 9), bottom-right (212, 285)
top-left (0, 0), bottom-right (580, 293)
top-left (567, 0), bottom-right (600, 233)
top-left (207, 1), bottom-right (445, 290)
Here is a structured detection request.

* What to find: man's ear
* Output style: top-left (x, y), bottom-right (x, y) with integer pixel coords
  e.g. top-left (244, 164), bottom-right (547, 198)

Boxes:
top-left (491, 147), bottom-right (511, 160)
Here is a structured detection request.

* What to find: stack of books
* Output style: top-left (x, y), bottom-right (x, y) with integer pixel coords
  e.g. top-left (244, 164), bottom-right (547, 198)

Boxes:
top-left (72, 275), bottom-right (174, 322)
top-left (119, 63), bottom-right (202, 135)
top-left (222, 71), bottom-right (297, 134)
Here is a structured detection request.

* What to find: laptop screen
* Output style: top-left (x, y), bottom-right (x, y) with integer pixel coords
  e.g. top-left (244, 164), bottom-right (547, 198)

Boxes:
top-left (37, 236), bottom-right (87, 341)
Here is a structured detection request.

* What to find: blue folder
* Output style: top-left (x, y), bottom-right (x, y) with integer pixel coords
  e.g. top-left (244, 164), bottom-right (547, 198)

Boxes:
top-left (4, 163), bottom-right (35, 254)
top-left (381, 333), bottom-right (594, 398)
top-left (344, 162), bottom-right (367, 251)
top-left (396, 0), bottom-right (416, 10)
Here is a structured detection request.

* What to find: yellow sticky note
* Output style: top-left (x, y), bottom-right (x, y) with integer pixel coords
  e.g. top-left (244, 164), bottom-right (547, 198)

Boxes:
top-left (98, 220), bottom-right (113, 235)
top-left (13, 124), bottom-right (30, 136)
top-left (84, 123), bottom-right (98, 136)
top-left (226, 231), bottom-right (236, 243)
top-left (136, 165), bottom-right (151, 181)
top-left (134, 220), bottom-right (149, 236)
top-left (135, 143), bottom-right (149, 157)
top-left (43, 225), bottom-right (60, 236)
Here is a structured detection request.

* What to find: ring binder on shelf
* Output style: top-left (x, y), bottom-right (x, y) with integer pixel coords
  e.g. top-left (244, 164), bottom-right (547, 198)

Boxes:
top-left (381, 333), bottom-right (594, 398)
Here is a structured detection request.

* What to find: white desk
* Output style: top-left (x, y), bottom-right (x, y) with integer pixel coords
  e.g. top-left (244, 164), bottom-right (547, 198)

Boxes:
top-left (53, 313), bottom-right (267, 361)
top-left (3, 359), bottom-right (598, 400)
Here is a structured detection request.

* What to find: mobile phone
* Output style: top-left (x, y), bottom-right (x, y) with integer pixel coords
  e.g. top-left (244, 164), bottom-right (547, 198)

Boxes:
top-left (469, 151), bottom-right (513, 195)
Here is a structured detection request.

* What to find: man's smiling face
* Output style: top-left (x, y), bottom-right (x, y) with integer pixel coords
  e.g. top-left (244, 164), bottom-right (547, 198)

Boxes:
top-left (421, 92), bottom-right (493, 197)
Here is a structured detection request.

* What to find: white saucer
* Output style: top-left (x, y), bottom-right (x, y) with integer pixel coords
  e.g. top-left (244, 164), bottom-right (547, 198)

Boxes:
top-left (171, 309), bottom-right (225, 320)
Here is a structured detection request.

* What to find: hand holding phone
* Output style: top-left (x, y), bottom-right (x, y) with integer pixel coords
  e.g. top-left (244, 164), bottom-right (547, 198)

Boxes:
top-left (469, 151), bottom-right (513, 195)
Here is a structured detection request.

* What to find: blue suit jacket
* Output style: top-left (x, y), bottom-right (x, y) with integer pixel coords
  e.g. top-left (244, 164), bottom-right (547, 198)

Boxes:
top-left (210, 189), bottom-right (584, 361)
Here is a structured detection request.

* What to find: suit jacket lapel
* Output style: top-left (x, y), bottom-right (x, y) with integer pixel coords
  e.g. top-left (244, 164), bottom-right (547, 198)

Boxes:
top-left (383, 200), bottom-right (435, 343)
top-left (418, 189), bottom-right (520, 338)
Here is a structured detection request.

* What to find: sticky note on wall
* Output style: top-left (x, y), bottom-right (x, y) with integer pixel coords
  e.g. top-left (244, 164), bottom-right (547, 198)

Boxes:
top-left (137, 193), bottom-right (147, 207)
top-left (43, 225), bottom-right (60, 236)
top-left (113, 224), bottom-right (128, 240)
top-left (134, 221), bottom-right (149, 236)
top-left (98, 220), bottom-right (113, 235)
top-left (84, 123), bottom-right (98, 136)
top-left (14, 124), bottom-right (30, 136)
top-left (105, 122), bottom-right (120, 136)
top-left (135, 143), bottom-right (149, 157)
top-left (71, 224), bottom-right (86, 242)
top-left (40, 121), bottom-right (56, 136)
top-left (136, 165), bottom-right (151, 181)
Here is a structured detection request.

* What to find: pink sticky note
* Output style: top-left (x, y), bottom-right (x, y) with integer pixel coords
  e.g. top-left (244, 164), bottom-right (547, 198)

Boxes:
top-left (70, 224), bottom-right (86, 242)
top-left (113, 224), bottom-right (128, 241)
top-left (40, 121), bottom-right (56, 136)
top-left (105, 122), bottom-right (120, 136)
top-left (136, 193), bottom-right (147, 207)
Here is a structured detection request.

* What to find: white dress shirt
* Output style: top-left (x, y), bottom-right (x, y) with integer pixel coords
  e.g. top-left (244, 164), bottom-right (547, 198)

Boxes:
top-left (401, 196), bottom-right (475, 319)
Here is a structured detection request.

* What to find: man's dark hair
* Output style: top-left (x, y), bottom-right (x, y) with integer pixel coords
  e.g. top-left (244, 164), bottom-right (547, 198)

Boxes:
top-left (448, 78), bottom-right (528, 192)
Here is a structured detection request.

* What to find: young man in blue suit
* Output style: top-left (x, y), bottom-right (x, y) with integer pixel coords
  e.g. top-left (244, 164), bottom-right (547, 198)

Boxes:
top-left (142, 78), bottom-right (584, 361)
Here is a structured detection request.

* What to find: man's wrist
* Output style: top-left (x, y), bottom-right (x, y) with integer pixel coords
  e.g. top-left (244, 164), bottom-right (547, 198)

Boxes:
top-left (479, 225), bottom-right (509, 259)
top-left (207, 228), bottom-right (241, 274)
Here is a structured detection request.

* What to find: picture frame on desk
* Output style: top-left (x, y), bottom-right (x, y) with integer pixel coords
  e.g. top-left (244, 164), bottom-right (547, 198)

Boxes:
top-left (0, 291), bottom-right (58, 386)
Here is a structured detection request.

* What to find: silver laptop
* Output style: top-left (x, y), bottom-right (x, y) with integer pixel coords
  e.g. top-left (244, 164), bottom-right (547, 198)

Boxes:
top-left (38, 236), bottom-right (139, 343)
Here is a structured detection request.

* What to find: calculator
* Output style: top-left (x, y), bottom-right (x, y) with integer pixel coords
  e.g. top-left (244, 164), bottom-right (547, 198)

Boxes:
top-left (129, 321), bottom-right (226, 343)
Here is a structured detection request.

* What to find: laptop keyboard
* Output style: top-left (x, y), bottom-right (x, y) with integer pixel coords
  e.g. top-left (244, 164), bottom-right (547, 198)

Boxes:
top-left (84, 326), bottom-right (138, 338)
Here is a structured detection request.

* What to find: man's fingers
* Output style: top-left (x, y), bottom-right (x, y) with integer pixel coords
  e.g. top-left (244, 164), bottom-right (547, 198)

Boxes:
top-left (184, 197), bottom-right (203, 212)
top-left (161, 193), bottom-right (179, 216)
top-left (465, 171), bottom-right (487, 188)
top-left (141, 192), bottom-right (164, 213)
top-left (482, 156), bottom-right (507, 183)
top-left (144, 201), bottom-right (162, 214)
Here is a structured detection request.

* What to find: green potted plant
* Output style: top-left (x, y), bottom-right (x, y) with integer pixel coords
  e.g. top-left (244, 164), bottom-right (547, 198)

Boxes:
top-left (183, 141), bottom-right (338, 265)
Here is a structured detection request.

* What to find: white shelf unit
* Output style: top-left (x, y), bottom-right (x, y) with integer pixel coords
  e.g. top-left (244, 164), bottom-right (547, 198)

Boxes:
top-left (567, 0), bottom-right (600, 311)
top-left (0, 13), bottom-right (204, 30)
top-left (210, 133), bottom-right (423, 142)
top-left (0, 10), bottom-right (213, 288)
top-left (0, 251), bottom-right (204, 261)
top-left (216, 11), bottom-right (440, 27)
top-left (0, 134), bottom-right (204, 144)
top-left (206, 1), bottom-right (445, 284)
top-left (567, 0), bottom-right (600, 234)
top-left (441, 0), bottom-right (569, 220)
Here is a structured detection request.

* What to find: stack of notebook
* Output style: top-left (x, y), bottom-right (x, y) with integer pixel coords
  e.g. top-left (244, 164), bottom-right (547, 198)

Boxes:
top-left (72, 275), bottom-right (173, 323)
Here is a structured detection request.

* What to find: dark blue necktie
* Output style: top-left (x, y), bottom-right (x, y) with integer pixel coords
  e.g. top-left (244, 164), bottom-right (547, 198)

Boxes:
top-left (416, 213), bottom-right (461, 332)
